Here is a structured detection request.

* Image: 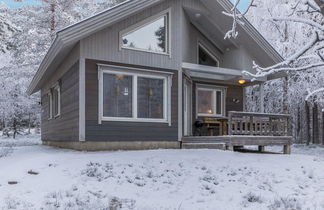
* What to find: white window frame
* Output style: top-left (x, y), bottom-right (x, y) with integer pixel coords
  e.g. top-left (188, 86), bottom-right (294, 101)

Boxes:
top-left (53, 84), bottom-right (61, 118)
top-left (98, 65), bottom-right (172, 124)
top-left (196, 84), bottom-right (225, 118)
top-left (119, 9), bottom-right (171, 56)
top-left (197, 42), bottom-right (220, 67)
top-left (47, 91), bottom-right (53, 120)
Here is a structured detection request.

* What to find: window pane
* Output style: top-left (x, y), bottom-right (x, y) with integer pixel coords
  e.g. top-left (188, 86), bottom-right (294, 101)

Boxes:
top-left (103, 74), bottom-right (133, 118)
top-left (197, 90), bottom-right (214, 114)
top-left (138, 77), bottom-right (164, 119)
top-left (198, 46), bottom-right (218, 67)
top-left (53, 89), bottom-right (59, 116)
top-left (48, 94), bottom-right (52, 118)
top-left (122, 15), bottom-right (167, 53)
top-left (216, 91), bottom-right (222, 115)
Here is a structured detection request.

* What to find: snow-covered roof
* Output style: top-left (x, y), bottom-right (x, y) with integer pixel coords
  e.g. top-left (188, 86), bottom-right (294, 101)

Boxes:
top-left (27, 0), bottom-right (284, 95)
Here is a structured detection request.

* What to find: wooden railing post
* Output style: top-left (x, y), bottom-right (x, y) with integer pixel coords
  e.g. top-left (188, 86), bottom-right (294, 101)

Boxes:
top-left (249, 116), bottom-right (253, 135)
top-left (228, 112), bottom-right (233, 135)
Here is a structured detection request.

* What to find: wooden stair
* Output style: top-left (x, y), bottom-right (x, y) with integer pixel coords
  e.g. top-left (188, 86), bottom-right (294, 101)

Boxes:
top-left (182, 136), bottom-right (227, 149)
top-left (182, 142), bottom-right (226, 149)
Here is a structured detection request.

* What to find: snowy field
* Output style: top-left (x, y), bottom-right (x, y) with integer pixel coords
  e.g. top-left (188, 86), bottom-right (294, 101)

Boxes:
top-left (1, 135), bottom-right (324, 209)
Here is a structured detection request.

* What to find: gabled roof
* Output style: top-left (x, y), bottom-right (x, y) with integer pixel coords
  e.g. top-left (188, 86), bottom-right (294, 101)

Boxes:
top-left (27, 0), bottom-right (163, 95)
top-left (28, 0), bottom-right (284, 95)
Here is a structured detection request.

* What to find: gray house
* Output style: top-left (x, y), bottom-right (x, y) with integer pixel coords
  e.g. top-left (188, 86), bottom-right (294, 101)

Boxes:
top-left (28, 0), bottom-right (292, 153)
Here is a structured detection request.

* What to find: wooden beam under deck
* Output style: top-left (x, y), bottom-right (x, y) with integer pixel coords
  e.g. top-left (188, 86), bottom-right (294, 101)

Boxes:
top-left (182, 135), bottom-right (292, 147)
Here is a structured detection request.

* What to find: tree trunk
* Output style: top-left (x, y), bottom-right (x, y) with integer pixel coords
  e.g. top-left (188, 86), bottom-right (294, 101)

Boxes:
top-left (283, 77), bottom-right (289, 114)
top-left (313, 103), bottom-right (319, 144)
top-left (322, 111), bottom-right (324, 145)
top-left (305, 101), bottom-right (311, 145)
top-left (28, 113), bottom-right (31, 134)
top-left (13, 118), bottom-right (16, 139)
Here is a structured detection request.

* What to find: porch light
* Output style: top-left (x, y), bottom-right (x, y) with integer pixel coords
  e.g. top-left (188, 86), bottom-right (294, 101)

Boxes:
top-left (238, 79), bottom-right (246, 85)
top-left (207, 109), bottom-right (213, 114)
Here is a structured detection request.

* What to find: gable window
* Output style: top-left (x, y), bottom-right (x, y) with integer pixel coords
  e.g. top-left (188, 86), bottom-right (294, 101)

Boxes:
top-left (98, 65), bottom-right (171, 124)
top-left (196, 85), bottom-right (225, 117)
top-left (198, 43), bottom-right (219, 67)
top-left (120, 10), bottom-right (170, 55)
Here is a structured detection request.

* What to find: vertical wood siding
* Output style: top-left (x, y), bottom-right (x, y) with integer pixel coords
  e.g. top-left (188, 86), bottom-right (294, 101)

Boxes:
top-left (85, 59), bottom-right (179, 141)
top-left (81, 0), bottom-right (182, 71)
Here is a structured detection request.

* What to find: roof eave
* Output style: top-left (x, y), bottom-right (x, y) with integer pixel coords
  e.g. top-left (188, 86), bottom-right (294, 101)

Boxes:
top-left (27, 36), bottom-right (64, 95)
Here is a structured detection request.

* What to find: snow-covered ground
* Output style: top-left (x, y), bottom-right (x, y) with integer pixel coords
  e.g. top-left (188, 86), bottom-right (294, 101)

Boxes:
top-left (1, 135), bottom-right (324, 209)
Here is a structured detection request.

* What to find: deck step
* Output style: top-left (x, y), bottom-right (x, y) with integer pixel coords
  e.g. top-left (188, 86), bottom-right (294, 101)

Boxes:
top-left (182, 142), bottom-right (226, 150)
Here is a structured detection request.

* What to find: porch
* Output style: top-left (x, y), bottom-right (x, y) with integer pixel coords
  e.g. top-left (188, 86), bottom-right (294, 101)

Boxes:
top-left (182, 111), bottom-right (293, 154)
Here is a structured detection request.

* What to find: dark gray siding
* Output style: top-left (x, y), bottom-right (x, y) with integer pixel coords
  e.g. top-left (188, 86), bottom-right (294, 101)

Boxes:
top-left (85, 59), bottom-right (179, 141)
top-left (41, 62), bottom-right (79, 141)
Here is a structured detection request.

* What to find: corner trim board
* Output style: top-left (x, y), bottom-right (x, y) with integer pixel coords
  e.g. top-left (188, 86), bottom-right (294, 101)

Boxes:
top-left (79, 58), bottom-right (86, 141)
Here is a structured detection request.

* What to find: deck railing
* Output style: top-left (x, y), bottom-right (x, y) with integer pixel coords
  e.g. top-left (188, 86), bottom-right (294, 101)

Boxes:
top-left (228, 111), bottom-right (291, 136)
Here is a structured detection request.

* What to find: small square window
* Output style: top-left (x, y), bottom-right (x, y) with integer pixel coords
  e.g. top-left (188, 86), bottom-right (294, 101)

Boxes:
top-left (196, 86), bottom-right (224, 117)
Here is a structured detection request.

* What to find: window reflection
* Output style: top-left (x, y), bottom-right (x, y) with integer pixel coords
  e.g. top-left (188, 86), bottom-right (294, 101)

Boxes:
top-left (122, 15), bottom-right (168, 53)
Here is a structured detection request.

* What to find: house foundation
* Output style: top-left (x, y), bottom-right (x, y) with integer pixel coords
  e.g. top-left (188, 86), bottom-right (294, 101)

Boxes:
top-left (43, 141), bottom-right (180, 151)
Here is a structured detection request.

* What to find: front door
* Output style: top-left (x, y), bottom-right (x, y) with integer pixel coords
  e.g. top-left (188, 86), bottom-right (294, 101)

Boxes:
top-left (184, 79), bottom-right (192, 136)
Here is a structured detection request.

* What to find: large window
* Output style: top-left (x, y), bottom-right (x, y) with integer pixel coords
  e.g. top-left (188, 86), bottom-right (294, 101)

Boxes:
top-left (198, 43), bottom-right (219, 67)
top-left (99, 65), bottom-right (171, 123)
top-left (196, 85), bottom-right (224, 117)
top-left (120, 10), bottom-right (170, 54)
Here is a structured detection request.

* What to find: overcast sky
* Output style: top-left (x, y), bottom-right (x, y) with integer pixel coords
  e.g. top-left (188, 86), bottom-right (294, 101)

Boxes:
top-left (1, 0), bottom-right (249, 9)
top-left (0, 0), bottom-right (39, 8)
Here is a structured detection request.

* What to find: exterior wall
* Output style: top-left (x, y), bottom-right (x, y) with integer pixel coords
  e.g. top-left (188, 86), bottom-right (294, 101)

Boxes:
top-left (41, 61), bottom-right (80, 141)
top-left (84, 59), bottom-right (179, 142)
top-left (81, 0), bottom-right (183, 71)
top-left (181, 1), bottom-right (223, 66)
top-left (222, 46), bottom-right (254, 70)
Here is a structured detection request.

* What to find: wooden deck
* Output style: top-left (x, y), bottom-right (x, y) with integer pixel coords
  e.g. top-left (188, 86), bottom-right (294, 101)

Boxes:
top-left (183, 111), bottom-right (293, 154)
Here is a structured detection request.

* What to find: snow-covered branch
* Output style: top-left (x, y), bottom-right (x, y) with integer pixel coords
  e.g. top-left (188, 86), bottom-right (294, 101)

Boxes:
top-left (223, 0), bottom-right (324, 81)
top-left (223, 0), bottom-right (255, 39)
top-left (306, 87), bottom-right (324, 101)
